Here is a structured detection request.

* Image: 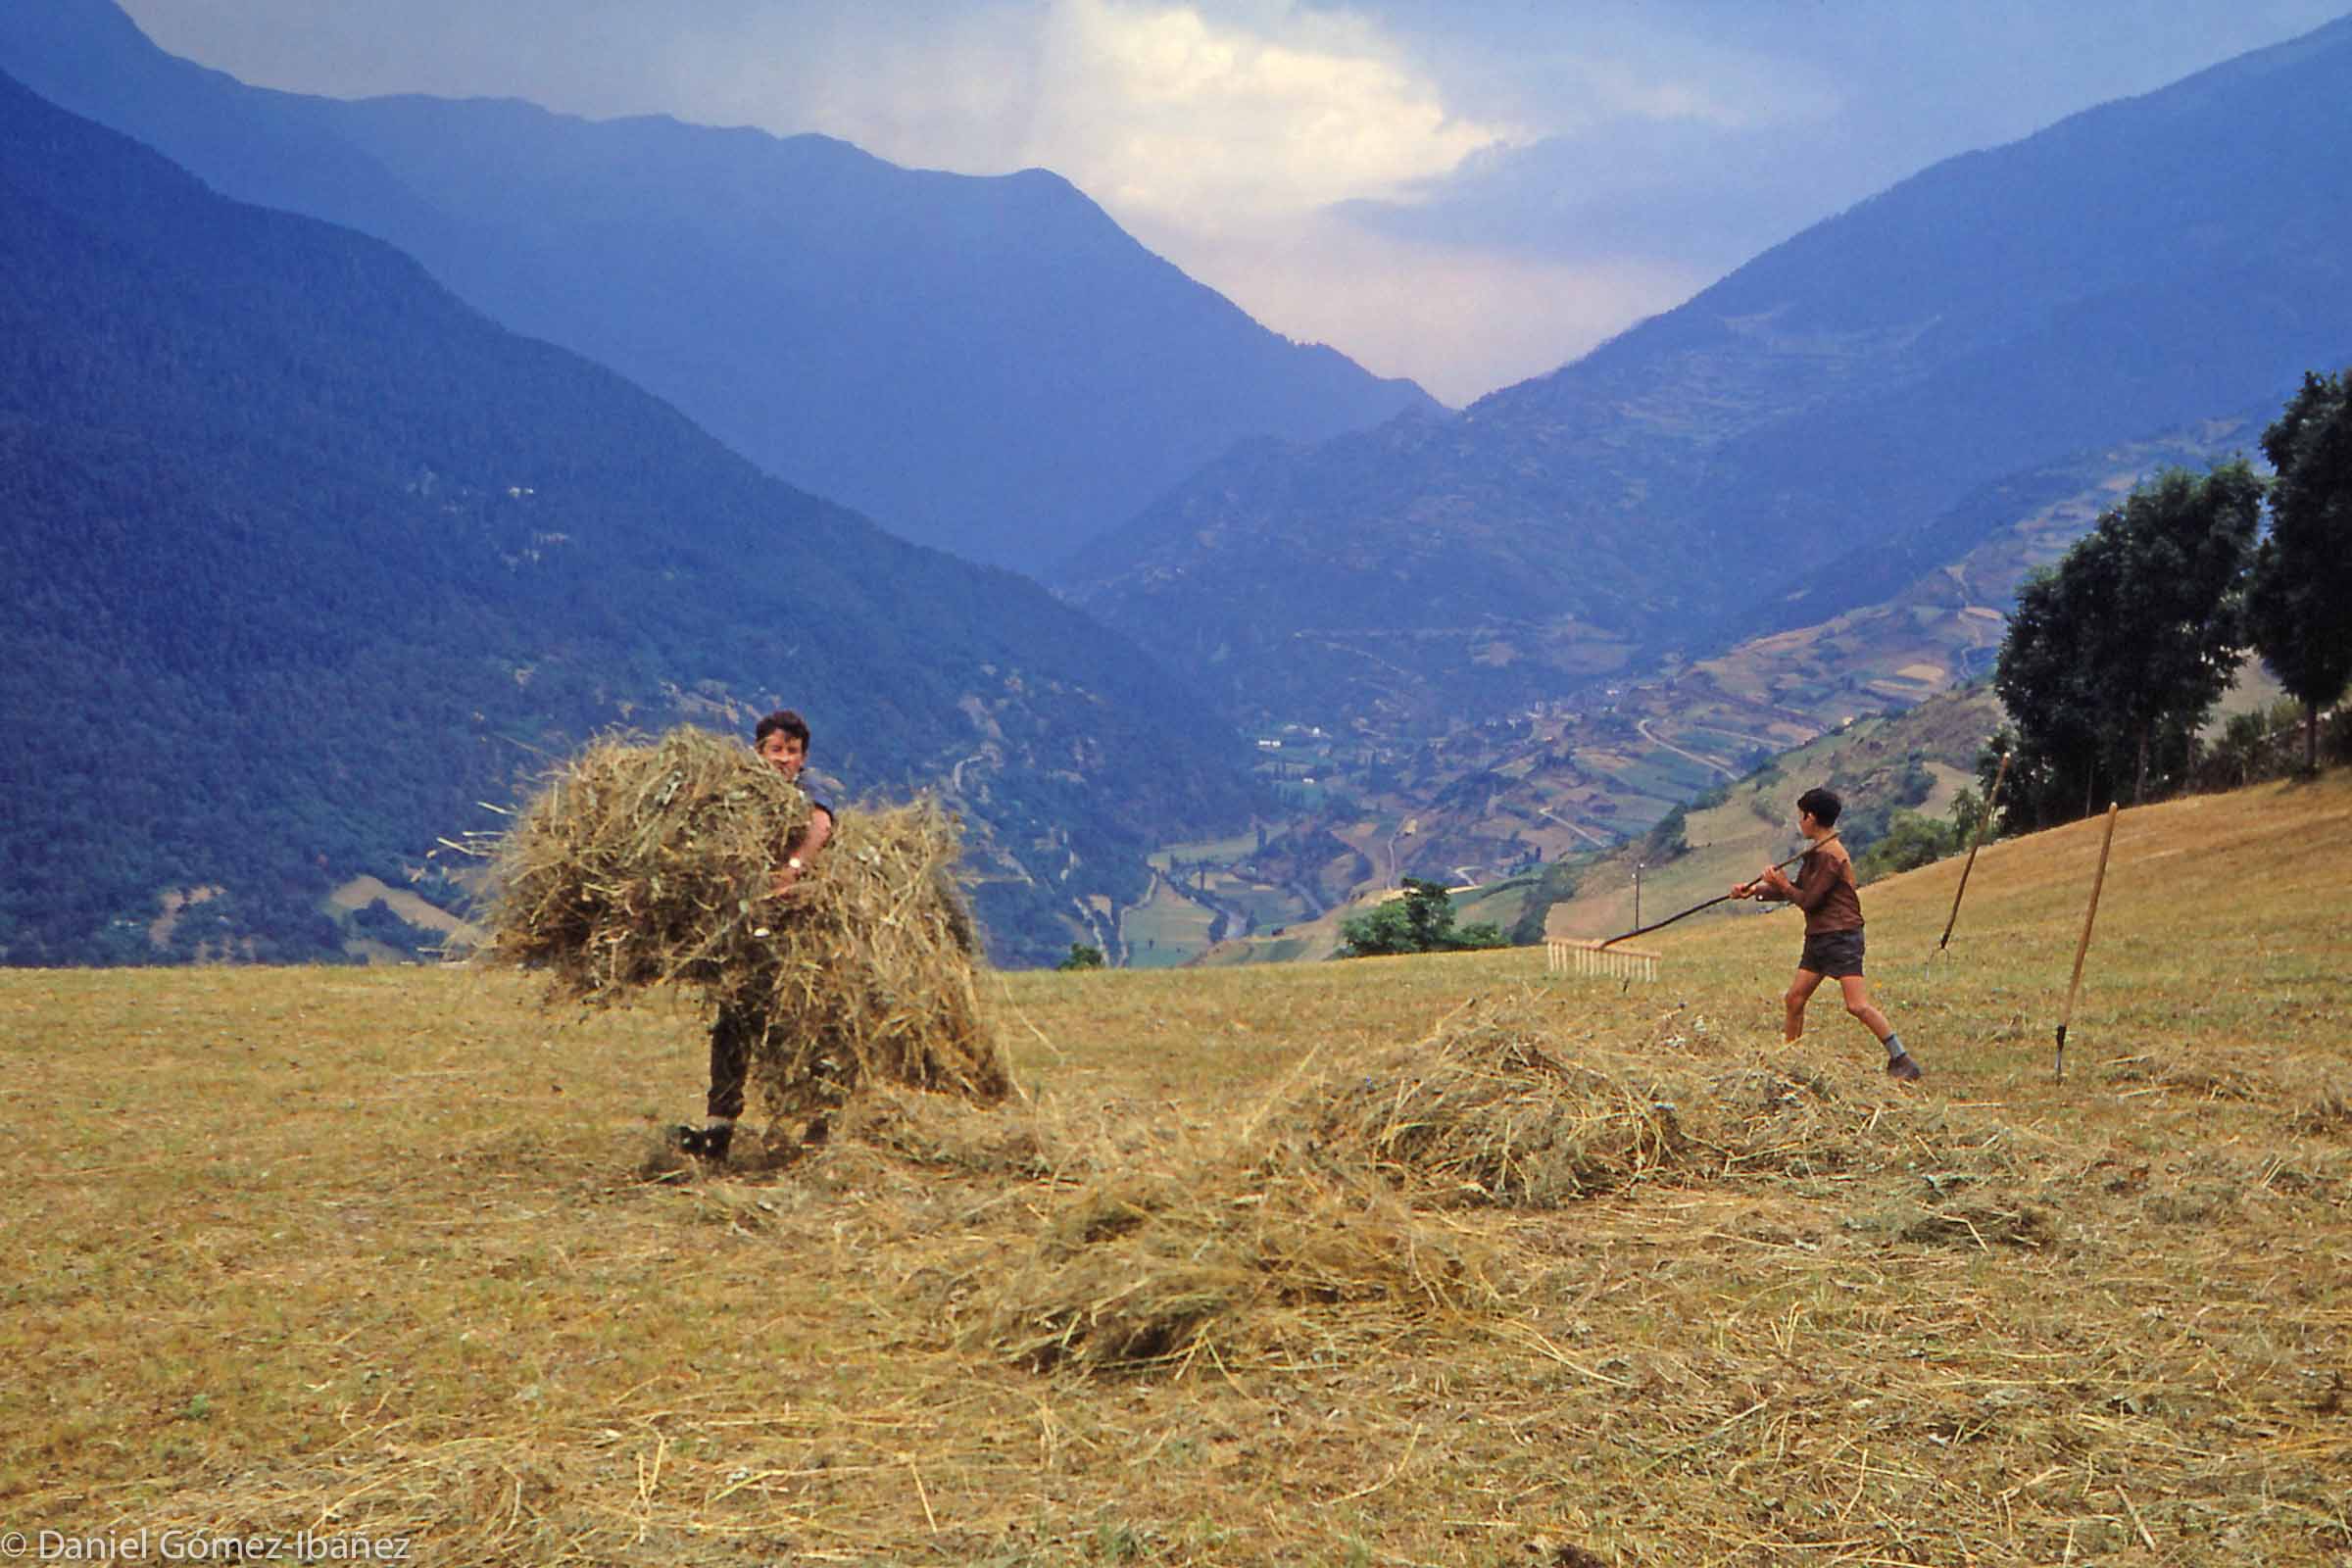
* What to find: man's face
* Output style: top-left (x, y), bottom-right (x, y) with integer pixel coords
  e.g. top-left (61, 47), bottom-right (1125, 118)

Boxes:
top-left (758, 730), bottom-right (807, 782)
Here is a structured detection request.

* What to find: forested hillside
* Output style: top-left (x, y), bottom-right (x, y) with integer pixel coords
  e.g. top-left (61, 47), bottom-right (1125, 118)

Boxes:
top-left (0, 0), bottom-right (1437, 573)
top-left (0, 71), bottom-right (1257, 967)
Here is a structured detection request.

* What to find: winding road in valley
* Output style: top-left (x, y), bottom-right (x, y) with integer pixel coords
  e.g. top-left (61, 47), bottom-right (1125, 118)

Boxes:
top-left (1636, 718), bottom-right (1737, 778)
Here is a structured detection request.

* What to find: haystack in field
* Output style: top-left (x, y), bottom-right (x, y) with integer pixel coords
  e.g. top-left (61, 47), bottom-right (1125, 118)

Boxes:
top-left (971, 1146), bottom-right (1506, 1374)
top-left (1298, 997), bottom-right (1691, 1205)
top-left (480, 727), bottom-right (1008, 1118)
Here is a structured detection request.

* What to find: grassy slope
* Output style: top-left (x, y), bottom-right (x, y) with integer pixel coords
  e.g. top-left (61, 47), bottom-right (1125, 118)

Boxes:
top-left (5, 771), bottom-right (2348, 1564)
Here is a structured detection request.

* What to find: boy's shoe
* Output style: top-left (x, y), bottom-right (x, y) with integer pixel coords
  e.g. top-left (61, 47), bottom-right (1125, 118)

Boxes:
top-left (666, 1124), bottom-right (733, 1159)
top-left (1886, 1053), bottom-right (1924, 1083)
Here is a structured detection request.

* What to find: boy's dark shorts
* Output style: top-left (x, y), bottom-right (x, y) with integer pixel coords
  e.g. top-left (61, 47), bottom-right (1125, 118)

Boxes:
top-left (1798, 927), bottom-right (1866, 979)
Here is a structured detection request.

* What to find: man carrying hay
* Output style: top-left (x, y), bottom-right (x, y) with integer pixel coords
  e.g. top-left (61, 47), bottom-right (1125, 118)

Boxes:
top-left (672, 710), bottom-right (834, 1162)
top-left (1734, 787), bottom-right (1924, 1081)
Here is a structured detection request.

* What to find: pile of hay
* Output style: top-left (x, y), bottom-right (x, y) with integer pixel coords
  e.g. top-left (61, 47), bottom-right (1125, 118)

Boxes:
top-left (963, 993), bottom-right (2023, 1379)
top-left (480, 727), bottom-right (1008, 1118)
top-left (1296, 997), bottom-right (1691, 1205)
top-left (968, 1144), bottom-right (1507, 1374)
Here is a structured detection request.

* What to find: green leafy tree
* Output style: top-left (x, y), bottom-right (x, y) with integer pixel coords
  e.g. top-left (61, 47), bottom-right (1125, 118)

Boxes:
top-left (1947, 787), bottom-right (1988, 844)
top-left (2098, 464), bottom-right (2263, 802)
top-left (2248, 369), bottom-right (2352, 772)
top-left (1507, 858), bottom-right (1585, 946)
top-left (1995, 464), bottom-right (2260, 824)
top-left (1640, 806), bottom-right (1690, 864)
top-left (1338, 878), bottom-right (1506, 957)
top-left (2212, 707), bottom-right (2278, 788)
top-left (1992, 566), bottom-right (2113, 828)
top-left (1853, 811), bottom-right (1959, 883)
top-left (1056, 942), bottom-right (1106, 971)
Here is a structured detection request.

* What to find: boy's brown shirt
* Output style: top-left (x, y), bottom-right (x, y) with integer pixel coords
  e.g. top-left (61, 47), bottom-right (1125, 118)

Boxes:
top-left (1781, 841), bottom-right (1864, 936)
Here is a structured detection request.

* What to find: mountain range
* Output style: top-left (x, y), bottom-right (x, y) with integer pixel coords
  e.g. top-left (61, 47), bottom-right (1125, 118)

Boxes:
top-left (0, 68), bottom-right (1257, 968)
top-left (0, 0), bottom-right (1436, 575)
top-left (1064, 14), bottom-right (2352, 735)
top-left (10, 6), bottom-right (2349, 973)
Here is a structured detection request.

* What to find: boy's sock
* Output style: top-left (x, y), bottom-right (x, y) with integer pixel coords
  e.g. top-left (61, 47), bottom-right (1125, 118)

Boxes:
top-left (1882, 1031), bottom-right (1906, 1060)
top-left (1882, 1031), bottom-right (1924, 1081)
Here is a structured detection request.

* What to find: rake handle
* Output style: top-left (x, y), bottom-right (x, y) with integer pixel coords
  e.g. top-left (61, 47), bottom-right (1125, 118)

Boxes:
top-left (1598, 831), bottom-right (1840, 949)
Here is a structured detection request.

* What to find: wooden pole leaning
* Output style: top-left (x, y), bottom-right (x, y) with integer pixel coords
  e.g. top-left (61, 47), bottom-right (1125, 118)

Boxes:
top-left (1933, 750), bottom-right (2011, 966)
top-left (2055, 802), bottom-right (2121, 1083)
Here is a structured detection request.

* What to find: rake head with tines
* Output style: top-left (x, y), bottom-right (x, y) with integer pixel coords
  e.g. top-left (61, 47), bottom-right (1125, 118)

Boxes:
top-left (1547, 938), bottom-right (1660, 984)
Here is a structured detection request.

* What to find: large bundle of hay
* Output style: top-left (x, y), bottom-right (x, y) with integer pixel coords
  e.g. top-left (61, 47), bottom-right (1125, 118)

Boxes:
top-left (481, 727), bottom-right (1008, 1117)
top-left (1297, 997), bottom-right (1691, 1206)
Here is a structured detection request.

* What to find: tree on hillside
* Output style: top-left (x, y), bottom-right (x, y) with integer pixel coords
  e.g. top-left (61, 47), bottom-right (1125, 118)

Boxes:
top-left (1507, 858), bottom-right (1585, 946)
top-left (1995, 464), bottom-right (2260, 824)
top-left (1946, 785), bottom-right (1990, 844)
top-left (1854, 812), bottom-right (1960, 883)
top-left (1992, 564), bottom-right (2115, 827)
top-left (2098, 464), bottom-right (2263, 802)
top-left (1338, 878), bottom-right (1506, 957)
top-left (2248, 369), bottom-right (2352, 772)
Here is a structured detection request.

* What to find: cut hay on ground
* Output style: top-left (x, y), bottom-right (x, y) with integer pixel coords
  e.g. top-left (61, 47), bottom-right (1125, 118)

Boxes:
top-left (1297, 996), bottom-right (1691, 1204)
top-left (479, 726), bottom-right (1008, 1117)
top-left (968, 1144), bottom-right (1508, 1374)
top-left (1293, 992), bottom-right (2049, 1200)
top-left (967, 992), bottom-right (2015, 1379)
top-left (831, 1084), bottom-right (1050, 1178)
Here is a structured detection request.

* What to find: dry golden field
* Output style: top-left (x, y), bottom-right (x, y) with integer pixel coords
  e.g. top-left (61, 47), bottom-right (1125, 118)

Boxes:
top-left (5, 774), bottom-right (2349, 1565)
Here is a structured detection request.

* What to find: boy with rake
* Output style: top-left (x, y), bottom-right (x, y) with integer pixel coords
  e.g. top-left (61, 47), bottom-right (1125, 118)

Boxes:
top-left (672, 709), bottom-right (835, 1162)
top-left (1734, 786), bottom-right (1923, 1081)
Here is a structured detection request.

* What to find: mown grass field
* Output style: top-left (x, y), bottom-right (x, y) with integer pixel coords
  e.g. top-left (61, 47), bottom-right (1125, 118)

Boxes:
top-left (5, 774), bottom-right (2349, 1565)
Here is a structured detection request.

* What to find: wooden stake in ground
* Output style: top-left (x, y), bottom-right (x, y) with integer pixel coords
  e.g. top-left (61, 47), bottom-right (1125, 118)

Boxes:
top-left (1934, 750), bottom-right (2011, 960)
top-left (2055, 802), bottom-right (2121, 1083)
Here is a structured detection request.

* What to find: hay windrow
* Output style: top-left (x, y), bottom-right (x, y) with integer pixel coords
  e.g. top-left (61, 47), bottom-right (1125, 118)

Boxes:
top-left (1281, 993), bottom-right (2033, 1203)
top-left (833, 1085), bottom-right (1049, 1178)
top-left (477, 726), bottom-right (1008, 1118)
top-left (952, 989), bottom-right (2075, 1381)
top-left (969, 1145), bottom-right (1508, 1375)
top-left (2288, 1083), bottom-right (2352, 1138)
top-left (1298, 997), bottom-right (1690, 1205)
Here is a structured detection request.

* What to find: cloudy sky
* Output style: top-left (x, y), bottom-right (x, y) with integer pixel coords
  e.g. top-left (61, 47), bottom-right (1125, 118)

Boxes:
top-left (119, 0), bottom-right (2351, 405)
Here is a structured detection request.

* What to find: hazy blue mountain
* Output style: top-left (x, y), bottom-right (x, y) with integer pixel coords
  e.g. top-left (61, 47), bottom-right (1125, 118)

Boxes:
top-left (0, 70), bottom-right (1259, 968)
top-left (0, 0), bottom-right (1437, 574)
top-left (1066, 15), bottom-right (2352, 728)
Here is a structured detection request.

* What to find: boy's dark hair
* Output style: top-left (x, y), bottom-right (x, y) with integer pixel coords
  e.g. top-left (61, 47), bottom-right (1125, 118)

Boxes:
top-left (1797, 786), bottom-right (1841, 826)
top-left (754, 710), bottom-right (811, 751)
